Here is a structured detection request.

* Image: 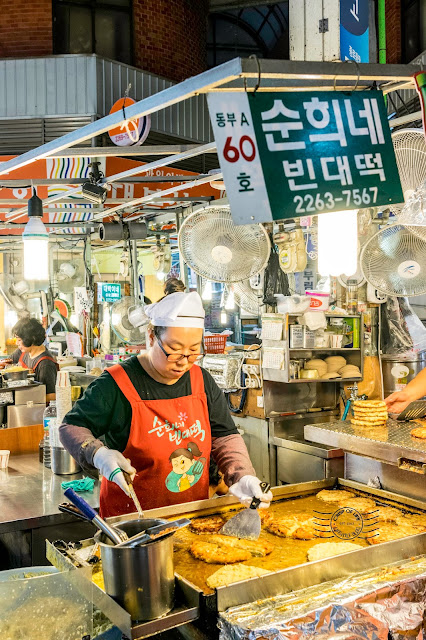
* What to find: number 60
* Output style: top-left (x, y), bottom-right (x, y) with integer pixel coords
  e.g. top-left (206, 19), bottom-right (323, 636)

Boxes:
top-left (223, 136), bottom-right (256, 163)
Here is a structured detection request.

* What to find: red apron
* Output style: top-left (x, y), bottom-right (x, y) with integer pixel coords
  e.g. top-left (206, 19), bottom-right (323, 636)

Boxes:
top-left (18, 352), bottom-right (59, 372)
top-left (99, 362), bottom-right (211, 518)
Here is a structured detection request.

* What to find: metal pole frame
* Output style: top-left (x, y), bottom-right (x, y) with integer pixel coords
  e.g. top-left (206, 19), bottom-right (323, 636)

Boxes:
top-left (0, 57), bottom-right (421, 180)
top-left (0, 56), bottom-right (422, 232)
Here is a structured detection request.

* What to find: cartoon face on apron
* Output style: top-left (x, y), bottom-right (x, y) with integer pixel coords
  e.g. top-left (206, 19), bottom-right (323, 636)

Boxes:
top-left (99, 362), bottom-right (211, 518)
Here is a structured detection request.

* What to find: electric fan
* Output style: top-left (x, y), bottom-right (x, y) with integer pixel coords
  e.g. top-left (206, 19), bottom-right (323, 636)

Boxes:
top-left (392, 129), bottom-right (426, 207)
top-left (53, 260), bottom-right (85, 295)
top-left (226, 280), bottom-right (263, 315)
top-left (111, 297), bottom-right (147, 344)
top-left (178, 206), bottom-right (270, 283)
top-left (392, 129), bottom-right (426, 238)
top-left (360, 225), bottom-right (426, 297)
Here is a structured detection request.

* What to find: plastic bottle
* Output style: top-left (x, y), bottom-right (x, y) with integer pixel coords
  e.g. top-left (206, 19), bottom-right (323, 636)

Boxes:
top-left (42, 401), bottom-right (57, 468)
top-left (346, 279), bottom-right (359, 315)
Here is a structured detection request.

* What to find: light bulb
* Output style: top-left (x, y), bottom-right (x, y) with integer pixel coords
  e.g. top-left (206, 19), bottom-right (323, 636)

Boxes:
top-left (23, 239), bottom-right (49, 281)
top-left (202, 281), bottom-right (213, 301)
top-left (220, 310), bottom-right (227, 324)
top-left (225, 290), bottom-right (235, 310)
top-left (22, 216), bottom-right (49, 281)
top-left (318, 210), bottom-right (358, 277)
top-left (156, 271), bottom-right (166, 281)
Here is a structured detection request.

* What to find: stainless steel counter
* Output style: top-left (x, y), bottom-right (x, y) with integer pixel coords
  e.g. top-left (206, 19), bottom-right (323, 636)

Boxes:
top-left (0, 453), bottom-right (100, 568)
top-left (304, 418), bottom-right (426, 466)
top-left (0, 453), bottom-right (99, 533)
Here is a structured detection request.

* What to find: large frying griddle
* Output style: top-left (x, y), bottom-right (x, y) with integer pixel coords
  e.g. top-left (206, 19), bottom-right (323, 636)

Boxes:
top-left (47, 479), bottom-right (426, 639)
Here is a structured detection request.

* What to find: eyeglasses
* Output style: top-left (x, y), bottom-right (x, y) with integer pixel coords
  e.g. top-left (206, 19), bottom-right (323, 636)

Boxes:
top-left (157, 337), bottom-right (203, 363)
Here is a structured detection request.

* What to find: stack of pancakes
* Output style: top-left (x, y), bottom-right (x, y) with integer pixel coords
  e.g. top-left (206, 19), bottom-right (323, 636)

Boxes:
top-left (350, 400), bottom-right (388, 428)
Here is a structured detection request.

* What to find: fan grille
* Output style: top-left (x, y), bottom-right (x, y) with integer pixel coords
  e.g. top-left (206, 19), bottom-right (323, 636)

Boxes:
top-left (361, 225), bottom-right (426, 296)
top-left (392, 129), bottom-right (426, 200)
top-left (111, 297), bottom-right (145, 345)
top-left (228, 281), bottom-right (262, 315)
top-left (178, 207), bottom-right (270, 283)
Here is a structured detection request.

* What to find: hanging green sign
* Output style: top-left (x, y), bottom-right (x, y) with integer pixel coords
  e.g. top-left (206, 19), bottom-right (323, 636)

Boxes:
top-left (207, 90), bottom-right (403, 225)
top-left (97, 282), bottom-right (121, 303)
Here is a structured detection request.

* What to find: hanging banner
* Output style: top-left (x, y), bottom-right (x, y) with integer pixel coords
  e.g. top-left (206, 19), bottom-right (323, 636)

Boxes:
top-left (207, 90), bottom-right (403, 225)
top-left (340, 0), bottom-right (370, 64)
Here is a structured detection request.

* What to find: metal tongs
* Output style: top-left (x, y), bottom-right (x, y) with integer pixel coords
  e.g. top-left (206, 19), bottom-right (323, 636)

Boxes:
top-left (114, 518), bottom-right (191, 548)
top-left (61, 488), bottom-right (190, 547)
top-left (62, 488), bottom-right (128, 544)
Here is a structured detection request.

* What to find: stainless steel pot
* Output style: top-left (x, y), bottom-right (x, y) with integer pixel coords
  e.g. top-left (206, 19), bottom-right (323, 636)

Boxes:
top-left (2, 370), bottom-right (28, 382)
top-left (94, 518), bottom-right (175, 622)
top-left (381, 352), bottom-right (426, 398)
top-left (50, 447), bottom-right (81, 475)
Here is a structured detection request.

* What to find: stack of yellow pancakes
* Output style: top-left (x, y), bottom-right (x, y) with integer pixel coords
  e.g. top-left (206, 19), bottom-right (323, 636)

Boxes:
top-left (350, 400), bottom-right (388, 428)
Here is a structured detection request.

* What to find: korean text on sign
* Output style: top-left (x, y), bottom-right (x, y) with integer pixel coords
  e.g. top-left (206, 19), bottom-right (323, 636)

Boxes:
top-left (207, 90), bottom-right (402, 224)
top-left (250, 91), bottom-right (402, 219)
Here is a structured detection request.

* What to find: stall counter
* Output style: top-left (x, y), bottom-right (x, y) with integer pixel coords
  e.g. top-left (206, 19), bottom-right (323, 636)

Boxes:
top-left (0, 453), bottom-right (100, 569)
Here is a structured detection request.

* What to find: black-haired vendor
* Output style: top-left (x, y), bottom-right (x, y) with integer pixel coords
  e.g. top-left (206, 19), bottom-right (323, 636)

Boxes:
top-left (10, 318), bottom-right (58, 402)
top-left (60, 281), bottom-right (272, 518)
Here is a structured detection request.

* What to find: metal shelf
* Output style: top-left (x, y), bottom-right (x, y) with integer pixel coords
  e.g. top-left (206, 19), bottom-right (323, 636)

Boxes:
top-left (289, 348), bottom-right (361, 352)
top-left (262, 368), bottom-right (362, 384)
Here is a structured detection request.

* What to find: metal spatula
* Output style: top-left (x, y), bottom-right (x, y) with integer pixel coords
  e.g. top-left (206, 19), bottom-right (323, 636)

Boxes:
top-left (396, 401), bottom-right (426, 421)
top-left (219, 482), bottom-right (271, 540)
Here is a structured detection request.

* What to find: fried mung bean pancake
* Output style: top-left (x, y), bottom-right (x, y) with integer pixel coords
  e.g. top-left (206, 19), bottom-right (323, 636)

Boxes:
top-left (410, 426), bottom-right (426, 439)
top-left (190, 515), bottom-right (225, 534)
top-left (307, 542), bottom-right (364, 562)
top-left (190, 540), bottom-right (252, 564)
top-left (210, 534), bottom-right (273, 557)
top-left (266, 513), bottom-right (316, 540)
top-left (339, 497), bottom-right (377, 514)
top-left (367, 521), bottom-right (423, 545)
top-left (316, 489), bottom-right (355, 503)
top-left (374, 506), bottom-right (402, 522)
top-left (206, 564), bottom-right (270, 588)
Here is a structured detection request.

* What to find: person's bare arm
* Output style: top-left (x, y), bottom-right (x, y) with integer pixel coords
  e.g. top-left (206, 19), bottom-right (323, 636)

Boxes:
top-left (385, 368), bottom-right (426, 413)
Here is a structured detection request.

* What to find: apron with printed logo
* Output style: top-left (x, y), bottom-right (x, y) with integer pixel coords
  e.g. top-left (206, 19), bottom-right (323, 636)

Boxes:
top-left (99, 362), bottom-right (211, 518)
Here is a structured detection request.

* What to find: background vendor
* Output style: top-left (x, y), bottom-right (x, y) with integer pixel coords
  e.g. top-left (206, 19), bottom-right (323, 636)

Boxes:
top-left (9, 318), bottom-right (58, 402)
top-left (60, 278), bottom-right (272, 518)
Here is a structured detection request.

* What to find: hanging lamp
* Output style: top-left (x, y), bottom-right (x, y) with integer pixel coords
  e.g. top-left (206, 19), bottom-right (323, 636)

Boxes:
top-left (22, 188), bottom-right (49, 281)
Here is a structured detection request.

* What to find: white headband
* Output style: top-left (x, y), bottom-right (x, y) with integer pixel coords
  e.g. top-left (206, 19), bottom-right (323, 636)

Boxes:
top-left (144, 291), bottom-right (205, 329)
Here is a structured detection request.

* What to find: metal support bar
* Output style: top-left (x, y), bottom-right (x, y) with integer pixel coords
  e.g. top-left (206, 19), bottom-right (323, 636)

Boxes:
top-left (49, 145), bottom-right (218, 158)
top-left (131, 240), bottom-right (139, 303)
top-left (6, 142), bottom-right (217, 221)
top-left (0, 175), bottom-right (214, 187)
top-left (389, 110), bottom-right (423, 127)
top-left (104, 174), bottom-right (221, 222)
top-left (0, 58), bottom-right (242, 177)
top-left (176, 209), bottom-right (189, 290)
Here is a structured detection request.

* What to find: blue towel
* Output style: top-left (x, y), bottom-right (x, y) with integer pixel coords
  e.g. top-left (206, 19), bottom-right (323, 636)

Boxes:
top-left (61, 477), bottom-right (96, 493)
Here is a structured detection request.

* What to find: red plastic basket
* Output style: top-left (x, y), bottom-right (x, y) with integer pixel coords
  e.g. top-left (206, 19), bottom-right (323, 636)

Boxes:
top-left (204, 334), bottom-right (228, 354)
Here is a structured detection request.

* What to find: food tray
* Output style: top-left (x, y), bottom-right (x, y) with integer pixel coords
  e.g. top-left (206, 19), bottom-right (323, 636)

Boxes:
top-left (49, 480), bottom-right (426, 639)
top-left (304, 419), bottom-right (426, 466)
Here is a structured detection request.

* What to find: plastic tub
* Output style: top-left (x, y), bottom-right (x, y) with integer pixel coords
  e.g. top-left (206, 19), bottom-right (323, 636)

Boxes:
top-left (306, 290), bottom-right (330, 311)
top-left (0, 450), bottom-right (9, 469)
